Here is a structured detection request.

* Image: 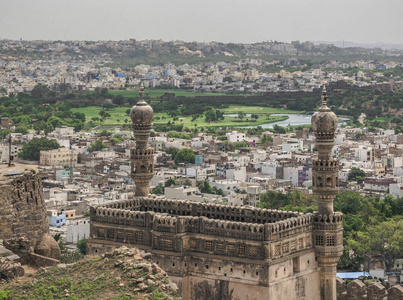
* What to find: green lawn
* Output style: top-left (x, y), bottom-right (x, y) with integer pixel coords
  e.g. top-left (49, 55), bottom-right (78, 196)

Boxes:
top-left (71, 106), bottom-right (130, 125)
top-left (108, 89), bottom-right (242, 98)
top-left (154, 113), bottom-right (289, 128)
top-left (71, 105), bottom-right (302, 128)
top-left (218, 106), bottom-right (302, 114)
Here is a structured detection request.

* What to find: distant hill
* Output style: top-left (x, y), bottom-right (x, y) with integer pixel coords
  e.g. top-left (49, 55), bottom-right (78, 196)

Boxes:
top-left (313, 40), bottom-right (403, 50)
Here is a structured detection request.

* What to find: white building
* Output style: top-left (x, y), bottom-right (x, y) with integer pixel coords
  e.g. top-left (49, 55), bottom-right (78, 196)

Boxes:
top-left (226, 131), bottom-right (246, 143)
top-left (226, 167), bottom-right (246, 182)
top-left (356, 145), bottom-right (374, 162)
top-left (186, 164), bottom-right (216, 181)
top-left (282, 140), bottom-right (303, 152)
top-left (246, 185), bottom-right (263, 207)
top-left (66, 220), bottom-right (90, 243)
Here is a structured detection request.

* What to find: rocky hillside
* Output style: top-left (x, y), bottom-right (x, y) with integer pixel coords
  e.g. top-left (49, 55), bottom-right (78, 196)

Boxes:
top-left (0, 246), bottom-right (181, 300)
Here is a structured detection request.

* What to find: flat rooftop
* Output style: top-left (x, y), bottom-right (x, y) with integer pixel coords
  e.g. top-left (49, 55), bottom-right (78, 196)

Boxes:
top-left (0, 163), bottom-right (39, 182)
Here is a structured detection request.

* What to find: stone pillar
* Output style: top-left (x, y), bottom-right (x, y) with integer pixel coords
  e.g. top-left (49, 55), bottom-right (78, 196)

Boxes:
top-left (130, 84), bottom-right (154, 197)
top-left (311, 86), bottom-right (344, 300)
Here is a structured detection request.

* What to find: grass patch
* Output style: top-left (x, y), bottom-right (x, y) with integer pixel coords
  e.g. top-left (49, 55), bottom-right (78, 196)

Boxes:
top-left (0, 255), bottom-right (178, 300)
top-left (71, 105), bottom-right (300, 128)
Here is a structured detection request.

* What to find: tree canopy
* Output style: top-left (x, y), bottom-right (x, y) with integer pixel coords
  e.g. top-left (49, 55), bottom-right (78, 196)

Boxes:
top-left (348, 219), bottom-right (403, 271)
top-left (18, 137), bottom-right (60, 161)
top-left (174, 148), bottom-right (195, 165)
top-left (348, 167), bottom-right (366, 183)
top-left (87, 140), bottom-right (107, 152)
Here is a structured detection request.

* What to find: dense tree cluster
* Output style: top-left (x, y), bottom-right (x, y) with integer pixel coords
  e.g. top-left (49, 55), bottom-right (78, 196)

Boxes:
top-left (87, 140), bottom-right (107, 152)
top-left (18, 138), bottom-right (60, 161)
top-left (259, 189), bottom-right (403, 271)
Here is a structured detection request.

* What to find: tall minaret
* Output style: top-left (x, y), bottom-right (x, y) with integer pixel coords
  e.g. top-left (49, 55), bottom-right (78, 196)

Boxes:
top-left (311, 86), bottom-right (343, 300)
top-left (130, 83), bottom-right (154, 196)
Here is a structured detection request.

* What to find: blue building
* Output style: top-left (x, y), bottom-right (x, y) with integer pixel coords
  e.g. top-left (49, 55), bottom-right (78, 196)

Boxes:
top-left (195, 155), bottom-right (204, 165)
top-left (47, 210), bottom-right (66, 227)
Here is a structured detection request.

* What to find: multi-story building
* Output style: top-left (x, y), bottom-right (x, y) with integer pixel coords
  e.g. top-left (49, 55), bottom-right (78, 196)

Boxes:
top-left (40, 148), bottom-right (78, 167)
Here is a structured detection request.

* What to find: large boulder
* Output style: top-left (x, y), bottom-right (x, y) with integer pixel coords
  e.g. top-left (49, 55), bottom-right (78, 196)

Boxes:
top-left (34, 233), bottom-right (61, 260)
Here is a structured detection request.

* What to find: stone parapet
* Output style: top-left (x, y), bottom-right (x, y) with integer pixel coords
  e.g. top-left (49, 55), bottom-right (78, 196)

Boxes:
top-left (90, 197), bottom-right (315, 260)
top-left (337, 277), bottom-right (403, 300)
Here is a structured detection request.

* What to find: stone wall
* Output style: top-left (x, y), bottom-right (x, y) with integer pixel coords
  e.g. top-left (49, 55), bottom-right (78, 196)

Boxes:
top-left (90, 197), bottom-right (314, 261)
top-left (0, 173), bottom-right (48, 244)
top-left (0, 172), bottom-right (60, 263)
top-left (337, 277), bottom-right (403, 300)
top-left (88, 197), bottom-right (320, 299)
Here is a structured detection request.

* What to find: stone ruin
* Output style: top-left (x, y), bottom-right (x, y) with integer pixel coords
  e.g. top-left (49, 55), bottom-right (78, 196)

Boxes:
top-left (0, 172), bottom-right (60, 280)
top-left (337, 276), bottom-right (403, 299)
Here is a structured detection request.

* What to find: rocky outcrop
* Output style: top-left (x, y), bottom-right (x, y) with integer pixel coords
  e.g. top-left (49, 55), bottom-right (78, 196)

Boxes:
top-left (34, 233), bottom-right (61, 260)
top-left (0, 256), bottom-right (24, 281)
top-left (0, 246), bottom-right (181, 299)
top-left (104, 246), bottom-right (180, 297)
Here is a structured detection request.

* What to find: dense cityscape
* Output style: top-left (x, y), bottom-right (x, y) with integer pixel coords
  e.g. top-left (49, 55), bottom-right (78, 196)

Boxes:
top-left (1, 7), bottom-right (403, 299)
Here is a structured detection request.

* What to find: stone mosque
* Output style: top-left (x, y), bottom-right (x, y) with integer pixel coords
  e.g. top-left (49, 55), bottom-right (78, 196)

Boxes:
top-left (87, 85), bottom-right (344, 299)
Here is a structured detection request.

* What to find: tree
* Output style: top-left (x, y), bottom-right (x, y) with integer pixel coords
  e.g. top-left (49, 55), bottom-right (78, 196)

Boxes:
top-left (18, 138), bottom-right (60, 161)
top-left (165, 178), bottom-right (177, 187)
top-left (14, 126), bottom-right (29, 135)
top-left (238, 111), bottom-right (246, 120)
top-left (174, 148), bottom-right (195, 165)
top-left (199, 181), bottom-right (213, 194)
top-left (113, 94), bottom-right (124, 105)
top-left (153, 184), bottom-right (164, 195)
top-left (76, 239), bottom-right (87, 255)
top-left (100, 130), bottom-right (111, 137)
top-left (205, 110), bottom-right (217, 123)
top-left (87, 140), bottom-right (106, 152)
top-left (348, 167), bottom-right (366, 182)
top-left (110, 134), bottom-right (123, 145)
top-left (348, 219), bottom-right (403, 271)
top-left (259, 134), bottom-right (273, 144)
top-left (273, 124), bottom-right (286, 134)
top-left (165, 147), bottom-right (180, 160)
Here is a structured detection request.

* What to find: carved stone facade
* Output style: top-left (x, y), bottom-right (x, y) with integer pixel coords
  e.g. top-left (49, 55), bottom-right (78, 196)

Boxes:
top-left (130, 84), bottom-right (154, 196)
top-left (88, 198), bottom-right (319, 299)
top-left (312, 86), bottom-right (344, 300)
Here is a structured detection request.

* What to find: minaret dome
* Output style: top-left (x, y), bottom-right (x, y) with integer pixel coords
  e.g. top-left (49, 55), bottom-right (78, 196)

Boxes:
top-left (130, 83), bottom-right (154, 128)
top-left (311, 86), bottom-right (338, 139)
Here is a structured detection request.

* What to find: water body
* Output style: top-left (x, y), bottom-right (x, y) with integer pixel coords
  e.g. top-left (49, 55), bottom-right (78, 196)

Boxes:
top-left (244, 114), bottom-right (350, 129)
top-left (224, 114), bottom-right (252, 117)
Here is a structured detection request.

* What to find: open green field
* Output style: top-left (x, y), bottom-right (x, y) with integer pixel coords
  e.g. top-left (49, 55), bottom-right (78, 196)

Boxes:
top-left (71, 105), bottom-right (302, 128)
top-left (71, 106), bottom-right (130, 125)
top-left (218, 106), bottom-right (301, 114)
top-left (109, 89), bottom-right (242, 98)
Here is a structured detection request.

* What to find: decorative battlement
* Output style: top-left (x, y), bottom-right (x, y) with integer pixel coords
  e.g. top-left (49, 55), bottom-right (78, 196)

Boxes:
top-left (132, 124), bottom-right (153, 131)
top-left (96, 197), bottom-right (302, 223)
top-left (131, 148), bottom-right (154, 158)
top-left (90, 197), bottom-right (314, 260)
top-left (312, 159), bottom-right (339, 169)
top-left (337, 277), bottom-right (403, 300)
top-left (313, 132), bottom-right (336, 140)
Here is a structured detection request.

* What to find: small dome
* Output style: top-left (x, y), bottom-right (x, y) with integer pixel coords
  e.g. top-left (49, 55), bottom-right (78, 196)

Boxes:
top-left (130, 84), bottom-right (154, 126)
top-left (311, 86), bottom-right (338, 136)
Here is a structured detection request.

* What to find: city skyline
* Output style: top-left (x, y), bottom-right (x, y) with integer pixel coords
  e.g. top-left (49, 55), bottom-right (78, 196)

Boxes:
top-left (1, 0), bottom-right (402, 45)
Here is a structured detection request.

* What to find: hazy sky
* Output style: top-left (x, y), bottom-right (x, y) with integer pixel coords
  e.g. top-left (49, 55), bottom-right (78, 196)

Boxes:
top-left (1, 0), bottom-right (402, 44)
